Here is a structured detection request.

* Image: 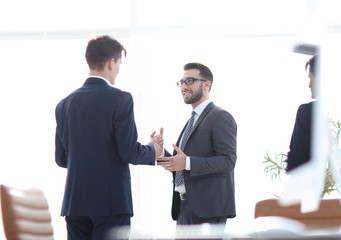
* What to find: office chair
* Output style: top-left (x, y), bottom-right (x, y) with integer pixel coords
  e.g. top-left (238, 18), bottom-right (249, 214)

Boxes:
top-left (255, 198), bottom-right (341, 229)
top-left (0, 184), bottom-right (54, 240)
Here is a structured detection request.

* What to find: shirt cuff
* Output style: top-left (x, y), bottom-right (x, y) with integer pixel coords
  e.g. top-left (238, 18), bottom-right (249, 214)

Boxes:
top-left (185, 156), bottom-right (191, 170)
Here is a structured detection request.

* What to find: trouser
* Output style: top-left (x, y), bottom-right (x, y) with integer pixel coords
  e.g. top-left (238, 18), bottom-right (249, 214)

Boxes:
top-left (65, 214), bottom-right (130, 240)
top-left (177, 199), bottom-right (228, 225)
top-left (176, 199), bottom-right (227, 238)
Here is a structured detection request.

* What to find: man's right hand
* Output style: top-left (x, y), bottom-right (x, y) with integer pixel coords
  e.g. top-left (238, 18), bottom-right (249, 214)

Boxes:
top-left (149, 128), bottom-right (164, 160)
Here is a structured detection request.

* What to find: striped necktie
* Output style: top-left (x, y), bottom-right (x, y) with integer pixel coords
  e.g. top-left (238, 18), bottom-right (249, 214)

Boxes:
top-left (175, 111), bottom-right (196, 186)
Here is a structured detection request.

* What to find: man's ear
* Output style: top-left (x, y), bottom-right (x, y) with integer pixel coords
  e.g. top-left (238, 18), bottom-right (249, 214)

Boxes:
top-left (205, 80), bottom-right (212, 90)
top-left (108, 58), bottom-right (115, 70)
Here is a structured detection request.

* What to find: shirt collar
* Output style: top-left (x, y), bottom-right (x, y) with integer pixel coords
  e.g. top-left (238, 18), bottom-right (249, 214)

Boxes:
top-left (89, 76), bottom-right (111, 86)
top-left (193, 99), bottom-right (211, 116)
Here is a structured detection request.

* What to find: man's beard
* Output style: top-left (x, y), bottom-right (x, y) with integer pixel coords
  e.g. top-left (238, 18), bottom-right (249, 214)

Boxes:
top-left (184, 83), bottom-right (204, 105)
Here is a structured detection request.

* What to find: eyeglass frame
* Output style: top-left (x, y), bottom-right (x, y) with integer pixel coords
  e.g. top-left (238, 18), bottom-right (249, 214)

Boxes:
top-left (176, 77), bottom-right (209, 87)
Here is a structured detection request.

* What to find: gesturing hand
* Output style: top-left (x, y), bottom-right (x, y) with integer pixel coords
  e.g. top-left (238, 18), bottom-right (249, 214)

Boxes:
top-left (157, 144), bottom-right (186, 172)
top-left (150, 128), bottom-right (164, 160)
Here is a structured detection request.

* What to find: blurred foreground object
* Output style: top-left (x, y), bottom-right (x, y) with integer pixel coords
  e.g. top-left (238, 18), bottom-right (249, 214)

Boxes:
top-left (255, 198), bottom-right (341, 229)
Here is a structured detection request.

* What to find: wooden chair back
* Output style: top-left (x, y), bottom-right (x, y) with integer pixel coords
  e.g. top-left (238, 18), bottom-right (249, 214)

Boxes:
top-left (0, 184), bottom-right (54, 240)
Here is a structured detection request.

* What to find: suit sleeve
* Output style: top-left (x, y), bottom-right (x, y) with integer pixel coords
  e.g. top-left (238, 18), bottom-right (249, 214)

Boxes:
top-left (286, 104), bottom-right (311, 172)
top-left (189, 111), bottom-right (237, 176)
top-left (55, 104), bottom-right (67, 168)
top-left (55, 131), bottom-right (67, 167)
top-left (113, 92), bottom-right (155, 165)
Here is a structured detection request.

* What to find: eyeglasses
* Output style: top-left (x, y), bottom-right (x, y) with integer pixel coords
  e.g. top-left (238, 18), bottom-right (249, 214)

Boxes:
top-left (176, 77), bottom-right (208, 87)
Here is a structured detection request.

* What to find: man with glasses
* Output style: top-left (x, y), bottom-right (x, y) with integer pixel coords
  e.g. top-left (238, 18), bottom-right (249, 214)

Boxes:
top-left (157, 62), bottom-right (237, 229)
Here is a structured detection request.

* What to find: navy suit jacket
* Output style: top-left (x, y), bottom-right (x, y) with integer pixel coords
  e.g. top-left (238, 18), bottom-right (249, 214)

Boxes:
top-left (286, 102), bottom-right (313, 172)
top-left (168, 102), bottom-right (237, 220)
top-left (55, 77), bottom-right (155, 217)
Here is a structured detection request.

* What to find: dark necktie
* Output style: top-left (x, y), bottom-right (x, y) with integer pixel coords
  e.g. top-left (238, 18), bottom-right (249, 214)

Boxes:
top-left (175, 111), bottom-right (196, 186)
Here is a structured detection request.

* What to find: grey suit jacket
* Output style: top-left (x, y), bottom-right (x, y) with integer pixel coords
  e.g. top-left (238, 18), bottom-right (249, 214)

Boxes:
top-left (170, 102), bottom-right (237, 220)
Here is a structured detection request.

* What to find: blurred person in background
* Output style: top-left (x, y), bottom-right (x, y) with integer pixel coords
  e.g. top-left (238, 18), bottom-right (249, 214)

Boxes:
top-left (286, 55), bottom-right (318, 172)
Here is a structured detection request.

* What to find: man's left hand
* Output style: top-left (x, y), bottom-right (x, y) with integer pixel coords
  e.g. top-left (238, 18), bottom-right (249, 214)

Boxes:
top-left (157, 144), bottom-right (186, 171)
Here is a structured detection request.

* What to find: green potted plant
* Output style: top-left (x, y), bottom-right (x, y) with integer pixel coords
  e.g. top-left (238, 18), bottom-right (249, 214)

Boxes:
top-left (263, 119), bottom-right (341, 198)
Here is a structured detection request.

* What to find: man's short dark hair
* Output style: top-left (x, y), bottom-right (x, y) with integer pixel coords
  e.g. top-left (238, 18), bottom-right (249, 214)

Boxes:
top-left (184, 62), bottom-right (213, 90)
top-left (184, 62), bottom-right (213, 81)
top-left (305, 55), bottom-right (318, 77)
top-left (85, 35), bottom-right (127, 71)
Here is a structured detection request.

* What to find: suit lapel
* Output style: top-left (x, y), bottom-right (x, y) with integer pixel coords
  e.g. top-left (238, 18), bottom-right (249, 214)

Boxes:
top-left (190, 102), bottom-right (214, 134)
top-left (175, 102), bottom-right (215, 150)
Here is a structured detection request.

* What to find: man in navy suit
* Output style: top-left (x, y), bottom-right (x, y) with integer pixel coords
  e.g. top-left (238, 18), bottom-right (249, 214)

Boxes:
top-left (55, 35), bottom-right (163, 240)
top-left (286, 55), bottom-right (318, 172)
top-left (157, 63), bottom-right (237, 227)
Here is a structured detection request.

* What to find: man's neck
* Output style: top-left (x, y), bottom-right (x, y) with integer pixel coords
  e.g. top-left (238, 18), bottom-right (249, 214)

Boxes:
top-left (89, 70), bottom-right (108, 80)
top-left (191, 97), bottom-right (209, 110)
